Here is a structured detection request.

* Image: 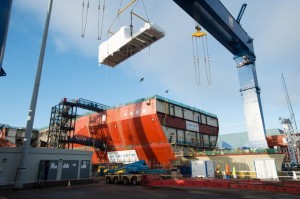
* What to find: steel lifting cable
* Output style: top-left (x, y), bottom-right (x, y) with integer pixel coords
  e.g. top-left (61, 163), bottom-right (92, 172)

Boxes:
top-left (106, 0), bottom-right (123, 55)
top-left (97, 0), bottom-right (106, 40)
top-left (81, 0), bottom-right (84, 37)
top-left (202, 36), bottom-right (211, 84)
top-left (141, 0), bottom-right (151, 56)
top-left (205, 36), bottom-right (211, 84)
top-left (108, 0), bottom-right (123, 36)
top-left (141, 0), bottom-right (149, 22)
top-left (81, 0), bottom-right (90, 38)
top-left (131, 0), bottom-right (140, 12)
top-left (192, 36), bottom-right (201, 85)
top-left (117, 0), bottom-right (124, 27)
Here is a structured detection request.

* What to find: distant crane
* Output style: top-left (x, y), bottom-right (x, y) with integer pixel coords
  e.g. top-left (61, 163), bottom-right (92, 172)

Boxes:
top-left (280, 73), bottom-right (299, 166)
top-left (282, 74), bottom-right (298, 134)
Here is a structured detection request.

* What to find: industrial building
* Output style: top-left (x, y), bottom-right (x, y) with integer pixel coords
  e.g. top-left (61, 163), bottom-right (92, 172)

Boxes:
top-left (0, 125), bottom-right (40, 147)
top-left (52, 95), bottom-right (219, 167)
top-left (0, 147), bottom-right (92, 186)
top-left (217, 129), bottom-right (284, 150)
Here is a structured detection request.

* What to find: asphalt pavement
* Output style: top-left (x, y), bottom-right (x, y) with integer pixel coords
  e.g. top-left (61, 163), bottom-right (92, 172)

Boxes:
top-left (1, 181), bottom-right (299, 199)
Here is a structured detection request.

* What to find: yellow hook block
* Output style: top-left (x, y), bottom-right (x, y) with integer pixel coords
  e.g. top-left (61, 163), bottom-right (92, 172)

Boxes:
top-left (192, 25), bottom-right (206, 38)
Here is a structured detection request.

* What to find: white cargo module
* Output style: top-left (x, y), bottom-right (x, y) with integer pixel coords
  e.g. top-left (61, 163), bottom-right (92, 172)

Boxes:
top-left (98, 23), bottom-right (165, 67)
top-left (190, 160), bottom-right (215, 178)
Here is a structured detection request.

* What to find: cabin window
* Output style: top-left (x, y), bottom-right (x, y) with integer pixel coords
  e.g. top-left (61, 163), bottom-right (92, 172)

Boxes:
top-left (203, 134), bottom-right (209, 147)
top-left (201, 114), bottom-right (207, 124)
top-left (207, 116), bottom-right (218, 127)
top-left (162, 126), bottom-right (176, 144)
top-left (174, 106), bottom-right (183, 118)
top-left (197, 133), bottom-right (203, 147)
top-left (193, 112), bottom-right (200, 123)
top-left (183, 109), bottom-right (193, 121)
top-left (169, 104), bottom-right (175, 116)
top-left (185, 130), bottom-right (196, 146)
top-left (209, 135), bottom-right (217, 148)
top-left (156, 100), bottom-right (169, 114)
top-left (177, 129), bottom-right (184, 144)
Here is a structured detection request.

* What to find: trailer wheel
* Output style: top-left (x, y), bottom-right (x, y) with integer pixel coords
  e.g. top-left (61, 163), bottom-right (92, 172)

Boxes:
top-left (105, 177), bottom-right (112, 184)
top-left (113, 177), bottom-right (119, 184)
top-left (131, 176), bottom-right (139, 186)
top-left (123, 177), bottom-right (129, 185)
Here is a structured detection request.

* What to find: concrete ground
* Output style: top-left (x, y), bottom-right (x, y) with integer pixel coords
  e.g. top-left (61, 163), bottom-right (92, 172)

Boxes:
top-left (0, 180), bottom-right (299, 199)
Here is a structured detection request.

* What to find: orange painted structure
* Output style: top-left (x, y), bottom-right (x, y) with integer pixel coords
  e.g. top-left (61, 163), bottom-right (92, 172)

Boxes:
top-left (266, 135), bottom-right (287, 147)
top-left (73, 95), bottom-right (219, 167)
top-left (266, 134), bottom-right (300, 164)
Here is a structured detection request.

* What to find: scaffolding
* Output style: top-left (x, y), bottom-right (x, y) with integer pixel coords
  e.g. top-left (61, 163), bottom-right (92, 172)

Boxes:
top-left (47, 98), bottom-right (109, 149)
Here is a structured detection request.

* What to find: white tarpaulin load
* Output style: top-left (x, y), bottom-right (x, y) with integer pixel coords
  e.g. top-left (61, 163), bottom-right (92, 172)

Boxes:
top-left (98, 23), bottom-right (165, 67)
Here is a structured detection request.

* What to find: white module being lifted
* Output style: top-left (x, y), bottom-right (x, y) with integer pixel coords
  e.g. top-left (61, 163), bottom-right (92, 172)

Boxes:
top-left (98, 23), bottom-right (165, 67)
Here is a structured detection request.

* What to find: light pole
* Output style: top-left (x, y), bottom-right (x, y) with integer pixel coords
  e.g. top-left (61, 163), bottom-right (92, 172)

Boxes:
top-left (14, 0), bottom-right (53, 189)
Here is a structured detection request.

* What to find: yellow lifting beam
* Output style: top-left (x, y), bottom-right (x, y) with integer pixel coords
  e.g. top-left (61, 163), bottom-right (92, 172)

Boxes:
top-left (131, 11), bottom-right (149, 23)
top-left (118, 0), bottom-right (137, 15)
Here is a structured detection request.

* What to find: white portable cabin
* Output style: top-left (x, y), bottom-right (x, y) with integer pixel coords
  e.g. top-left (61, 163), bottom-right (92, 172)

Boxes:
top-left (190, 160), bottom-right (215, 178)
top-left (98, 23), bottom-right (165, 67)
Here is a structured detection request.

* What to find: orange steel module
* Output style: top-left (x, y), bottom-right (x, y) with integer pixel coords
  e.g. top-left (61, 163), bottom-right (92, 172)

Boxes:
top-left (73, 95), bottom-right (219, 167)
top-left (266, 134), bottom-right (287, 147)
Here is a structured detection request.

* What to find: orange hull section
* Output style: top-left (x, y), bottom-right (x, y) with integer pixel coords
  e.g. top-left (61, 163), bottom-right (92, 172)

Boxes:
top-left (74, 99), bottom-right (175, 167)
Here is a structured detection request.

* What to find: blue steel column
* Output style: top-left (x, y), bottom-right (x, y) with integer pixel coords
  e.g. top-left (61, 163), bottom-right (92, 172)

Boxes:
top-left (0, 0), bottom-right (13, 76)
top-left (234, 54), bottom-right (268, 148)
top-left (172, 0), bottom-right (269, 148)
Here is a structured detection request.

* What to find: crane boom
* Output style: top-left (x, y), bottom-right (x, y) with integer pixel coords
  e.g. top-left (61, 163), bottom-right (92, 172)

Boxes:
top-left (282, 74), bottom-right (298, 134)
top-left (173, 0), bottom-right (268, 148)
top-left (173, 0), bottom-right (254, 57)
top-left (0, 0), bottom-right (13, 77)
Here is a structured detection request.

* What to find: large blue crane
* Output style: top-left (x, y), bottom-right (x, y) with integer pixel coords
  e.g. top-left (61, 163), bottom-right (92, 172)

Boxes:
top-left (0, 0), bottom-right (268, 149)
top-left (0, 0), bottom-right (13, 77)
top-left (173, 0), bottom-right (268, 148)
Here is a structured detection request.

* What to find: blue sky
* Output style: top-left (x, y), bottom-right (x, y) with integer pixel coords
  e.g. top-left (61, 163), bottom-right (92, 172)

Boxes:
top-left (1, 0), bottom-right (299, 135)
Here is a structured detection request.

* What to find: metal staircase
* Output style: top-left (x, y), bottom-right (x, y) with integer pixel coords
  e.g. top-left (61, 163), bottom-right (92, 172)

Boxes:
top-left (47, 98), bottom-right (109, 149)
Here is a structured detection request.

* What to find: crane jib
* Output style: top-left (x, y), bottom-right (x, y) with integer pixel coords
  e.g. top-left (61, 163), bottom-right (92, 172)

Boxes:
top-left (173, 0), bottom-right (255, 57)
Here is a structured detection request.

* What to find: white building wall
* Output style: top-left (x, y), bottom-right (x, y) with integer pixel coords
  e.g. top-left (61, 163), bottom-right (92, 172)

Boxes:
top-left (0, 148), bottom-right (92, 186)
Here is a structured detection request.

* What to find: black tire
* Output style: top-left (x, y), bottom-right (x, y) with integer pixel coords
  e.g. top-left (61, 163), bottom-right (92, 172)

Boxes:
top-left (131, 176), bottom-right (139, 186)
top-left (123, 177), bottom-right (129, 185)
top-left (105, 177), bottom-right (112, 184)
top-left (113, 177), bottom-right (119, 184)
